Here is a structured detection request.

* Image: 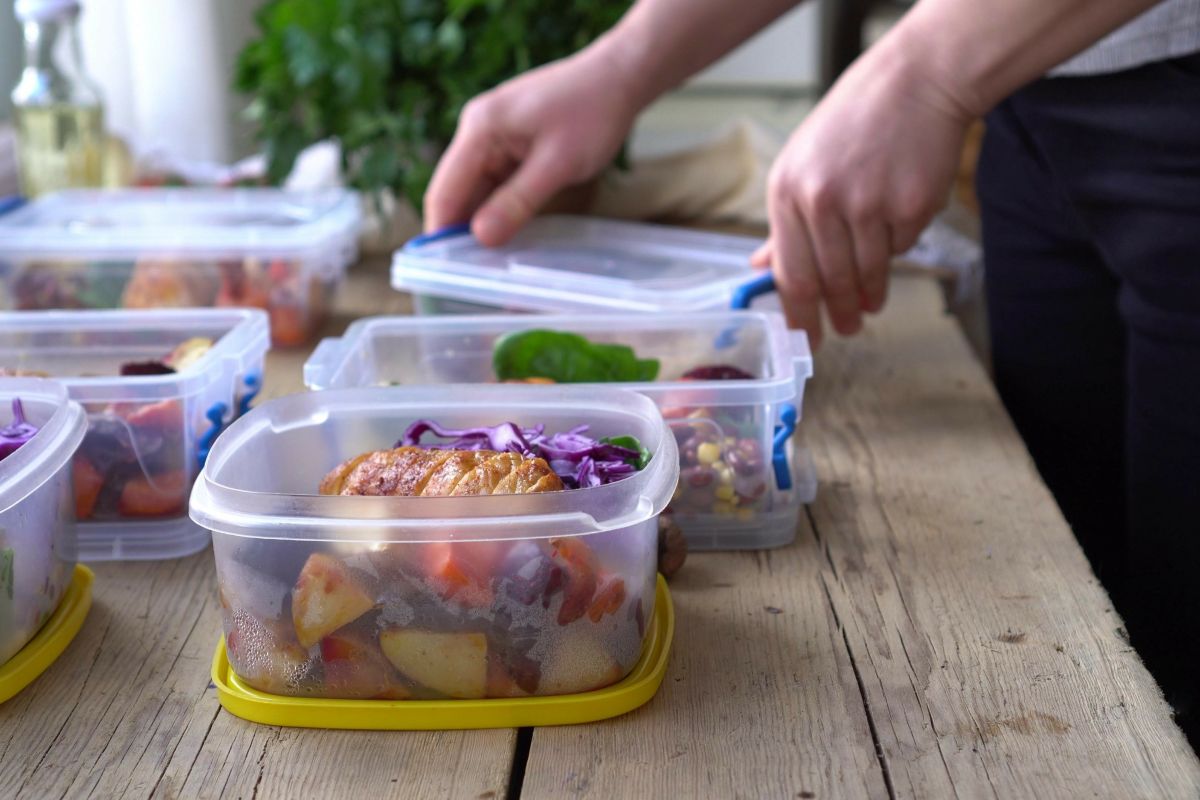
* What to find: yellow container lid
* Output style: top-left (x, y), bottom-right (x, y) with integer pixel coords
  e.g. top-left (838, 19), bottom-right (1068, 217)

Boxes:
top-left (212, 574), bottom-right (674, 730)
top-left (0, 564), bottom-right (94, 704)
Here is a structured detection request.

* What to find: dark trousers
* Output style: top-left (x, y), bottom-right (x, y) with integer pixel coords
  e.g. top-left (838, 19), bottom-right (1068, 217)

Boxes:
top-left (978, 51), bottom-right (1200, 748)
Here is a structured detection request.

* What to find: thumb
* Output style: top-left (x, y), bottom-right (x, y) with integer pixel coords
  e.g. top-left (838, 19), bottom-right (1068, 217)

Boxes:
top-left (472, 143), bottom-right (571, 246)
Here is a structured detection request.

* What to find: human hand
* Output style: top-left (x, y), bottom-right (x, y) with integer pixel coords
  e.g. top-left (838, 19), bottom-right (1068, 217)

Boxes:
top-left (753, 44), bottom-right (972, 347)
top-left (424, 48), bottom-right (640, 246)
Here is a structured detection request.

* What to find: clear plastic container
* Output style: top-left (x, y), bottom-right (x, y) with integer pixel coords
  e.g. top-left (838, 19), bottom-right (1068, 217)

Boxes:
top-left (189, 385), bottom-right (677, 701)
top-left (0, 377), bottom-right (87, 667)
top-left (0, 188), bottom-right (361, 346)
top-left (0, 308), bottom-right (271, 560)
top-left (305, 311), bottom-right (813, 549)
top-left (393, 216), bottom-right (782, 315)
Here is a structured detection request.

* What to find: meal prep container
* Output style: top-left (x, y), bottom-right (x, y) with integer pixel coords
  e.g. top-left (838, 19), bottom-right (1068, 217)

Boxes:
top-left (190, 385), bottom-right (678, 702)
top-left (0, 378), bottom-right (87, 668)
top-left (305, 311), bottom-right (814, 549)
top-left (0, 188), bottom-right (361, 346)
top-left (392, 216), bottom-right (781, 316)
top-left (0, 309), bottom-right (271, 561)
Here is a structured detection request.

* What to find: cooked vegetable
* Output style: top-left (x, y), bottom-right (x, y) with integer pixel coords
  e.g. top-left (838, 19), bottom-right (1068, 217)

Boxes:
top-left (681, 364), bottom-right (756, 381)
top-left (400, 420), bottom-right (649, 489)
top-left (0, 400), bottom-right (39, 462)
top-left (493, 330), bottom-right (659, 384)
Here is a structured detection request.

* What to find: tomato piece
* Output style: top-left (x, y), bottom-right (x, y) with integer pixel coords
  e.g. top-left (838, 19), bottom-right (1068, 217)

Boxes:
top-left (586, 575), bottom-right (626, 623)
top-left (268, 304), bottom-right (312, 347)
top-left (549, 538), bottom-right (599, 625)
top-left (423, 541), bottom-right (508, 608)
top-left (73, 456), bottom-right (105, 520)
top-left (117, 470), bottom-right (188, 517)
top-left (121, 399), bottom-right (185, 432)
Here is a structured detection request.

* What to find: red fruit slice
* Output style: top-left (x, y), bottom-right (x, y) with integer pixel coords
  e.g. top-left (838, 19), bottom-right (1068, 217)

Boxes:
top-left (117, 470), bottom-right (188, 517)
top-left (73, 456), bottom-right (105, 520)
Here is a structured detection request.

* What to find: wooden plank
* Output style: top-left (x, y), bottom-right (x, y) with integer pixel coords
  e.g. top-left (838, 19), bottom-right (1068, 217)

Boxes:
top-left (807, 276), bottom-right (1200, 798)
top-left (520, 525), bottom-right (888, 799)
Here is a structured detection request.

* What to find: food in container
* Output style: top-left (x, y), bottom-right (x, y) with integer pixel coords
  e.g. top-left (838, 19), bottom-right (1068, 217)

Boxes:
top-left (0, 378), bottom-right (87, 666)
top-left (304, 311), bottom-right (813, 549)
top-left (0, 188), bottom-right (361, 346)
top-left (189, 386), bottom-right (677, 700)
top-left (0, 309), bottom-right (271, 560)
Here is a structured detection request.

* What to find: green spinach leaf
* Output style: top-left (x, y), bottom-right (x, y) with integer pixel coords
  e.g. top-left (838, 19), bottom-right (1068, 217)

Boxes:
top-left (493, 329), bottom-right (659, 383)
top-left (600, 435), bottom-right (651, 470)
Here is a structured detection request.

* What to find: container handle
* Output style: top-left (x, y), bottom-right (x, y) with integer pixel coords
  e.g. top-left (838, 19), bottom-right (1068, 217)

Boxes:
top-left (730, 271), bottom-right (776, 309)
top-left (0, 196), bottom-right (25, 217)
top-left (772, 402), bottom-right (798, 491)
top-left (237, 371), bottom-right (261, 418)
top-left (405, 222), bottom-right (472, 250)
top-left (198, 402), bottom-right (230, 469)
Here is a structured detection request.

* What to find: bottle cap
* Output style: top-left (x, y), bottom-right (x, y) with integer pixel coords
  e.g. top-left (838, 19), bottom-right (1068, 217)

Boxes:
top-left (14, 0), bottom-right (80, 22)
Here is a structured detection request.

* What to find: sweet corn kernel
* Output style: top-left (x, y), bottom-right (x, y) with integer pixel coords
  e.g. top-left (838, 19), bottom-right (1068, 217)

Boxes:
top-left (697, 442), bottom-right (721, 465)
top-left (736, 508), bottom-right (755, 522)
top-left (715, 484), bottom-right (736, 501)
top-left (712, 500), bottom-right (734, 516)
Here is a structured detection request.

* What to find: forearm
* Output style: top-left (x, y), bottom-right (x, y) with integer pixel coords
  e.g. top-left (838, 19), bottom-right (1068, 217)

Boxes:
top-left (589, 0), bottom-right (804, 111)
top-left (886, 0), bottom-right (1164, 117)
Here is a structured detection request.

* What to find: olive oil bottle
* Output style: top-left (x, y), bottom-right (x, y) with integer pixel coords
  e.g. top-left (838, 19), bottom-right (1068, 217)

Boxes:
top-left (10, 0), bottom-right (105, 198)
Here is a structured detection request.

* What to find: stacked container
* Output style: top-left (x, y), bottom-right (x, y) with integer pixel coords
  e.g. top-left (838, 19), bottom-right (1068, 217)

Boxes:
top-left (192, 386), bottom-right (677, 726)
top-left (0, 188), bottom-right (361, 346)
top-left (0, 309), bottom-right (271, 560)
top-left (0, 378), bottom-right (89, 699)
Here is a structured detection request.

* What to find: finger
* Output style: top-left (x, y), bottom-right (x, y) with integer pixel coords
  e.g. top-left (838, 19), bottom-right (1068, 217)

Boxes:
top-left (424, 124), bottom-right (496, 233)
top-left (808, 211), bottom-right (863, 335)
top-left (852, 220), bottom-right (890, 313)
top-left (751, 240), bottom-right (773, 268)
top-left (768, 196), bottom-right (824, 348)
top-left (472, 142), bottom-right (571, 246)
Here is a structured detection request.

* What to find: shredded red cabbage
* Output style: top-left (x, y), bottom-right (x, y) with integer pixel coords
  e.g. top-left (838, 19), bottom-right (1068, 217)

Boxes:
top-left (399, 420), bottom-right (643, 489)
top-left (0, 399), bottom-right (39, 462)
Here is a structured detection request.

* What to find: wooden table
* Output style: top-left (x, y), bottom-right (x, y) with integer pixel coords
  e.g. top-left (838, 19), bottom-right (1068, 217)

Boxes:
top-left (2, 259), bottom-right (1197, 799)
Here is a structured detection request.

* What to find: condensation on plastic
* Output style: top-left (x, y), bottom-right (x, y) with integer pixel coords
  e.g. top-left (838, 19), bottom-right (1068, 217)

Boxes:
top-left (0, 309), bottom-right (271, 561)
top-left (304, 311), bottom-right (814, 549)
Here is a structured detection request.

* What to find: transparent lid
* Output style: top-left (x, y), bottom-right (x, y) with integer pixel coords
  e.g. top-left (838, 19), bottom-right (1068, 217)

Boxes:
top-left (393, 216), bottom-right (766, 314)
top-left (190, 385), bottom-right (679, 543)
top-left (0, 378), bottom-right (86, 515)
top-left (0, 308), bottom-right (271, 403)
top-left (0, 188), bottom-right (362, 262)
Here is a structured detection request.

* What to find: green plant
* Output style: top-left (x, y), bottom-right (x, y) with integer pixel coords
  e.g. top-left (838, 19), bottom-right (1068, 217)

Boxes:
top-left (235, 0), bottom-right (629, 209)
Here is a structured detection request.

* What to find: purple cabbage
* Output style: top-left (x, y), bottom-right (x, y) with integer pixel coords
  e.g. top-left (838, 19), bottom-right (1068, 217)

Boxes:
top-left (0, 399), bottom-right (39, 462)
top-left (399, 420), bottom-right (643, 489)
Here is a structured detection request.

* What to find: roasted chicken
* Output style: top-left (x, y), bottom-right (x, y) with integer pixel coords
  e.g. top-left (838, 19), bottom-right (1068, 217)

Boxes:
top-left (319, 447), bottom-right (564, 497)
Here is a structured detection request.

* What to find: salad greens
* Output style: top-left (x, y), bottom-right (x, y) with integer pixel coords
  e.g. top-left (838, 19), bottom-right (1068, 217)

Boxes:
top-left (493, 330), bottom-right (659, 384)
top-left (600, 435), bottom-right (651, 471)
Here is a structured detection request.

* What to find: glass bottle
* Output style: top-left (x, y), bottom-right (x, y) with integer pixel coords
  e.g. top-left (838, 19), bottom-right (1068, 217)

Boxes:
top-left (10, 0), bottom-right (105, 197)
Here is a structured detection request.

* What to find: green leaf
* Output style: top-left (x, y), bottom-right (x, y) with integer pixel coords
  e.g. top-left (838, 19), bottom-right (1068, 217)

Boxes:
top-left (492, 329), bottom-right (659, 384)
top-left (600, 435), bottom-right (651, 470)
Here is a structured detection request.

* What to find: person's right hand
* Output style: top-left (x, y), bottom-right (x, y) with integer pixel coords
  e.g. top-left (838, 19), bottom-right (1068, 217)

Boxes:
top-left (424, 48), bottom-right (640, 246)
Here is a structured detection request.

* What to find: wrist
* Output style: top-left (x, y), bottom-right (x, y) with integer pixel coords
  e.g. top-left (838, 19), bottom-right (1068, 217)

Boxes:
top-left (878, 15), bottom-right (992, 120)
top-left (585, 19), bottom-right (671, 114)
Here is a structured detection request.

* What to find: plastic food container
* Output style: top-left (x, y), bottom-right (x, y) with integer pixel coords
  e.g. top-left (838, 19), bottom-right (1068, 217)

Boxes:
top-left (0, 309), bottom-right (271, 561)
top-left (305, 311), bottom-right (813, 549)
top-left (190, 385), bottom-right (678, 702)
top-left (0, 188), bottom-right (361, 346)
top-left (0, 378), bottom-right (87, 667)
top-left (392, 216), bottom-right (782, 316)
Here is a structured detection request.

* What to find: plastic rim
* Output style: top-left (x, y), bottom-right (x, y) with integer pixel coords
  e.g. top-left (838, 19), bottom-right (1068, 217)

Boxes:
top-left (14, 0), bottom-right (78, 22)
top-left (0, 565), bottom-right (93, 704)
top-left (211, 575), bottom-right (673, 730)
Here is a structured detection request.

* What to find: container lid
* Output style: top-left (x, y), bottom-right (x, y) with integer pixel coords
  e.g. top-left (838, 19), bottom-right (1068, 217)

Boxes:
top-left (211, 573), bottom-right (671, 729)
top-left (0, 377), bottom-right (87, 515)
top-left (0, 564), bottom-right (93, 703)
top-left (190, 385), bottom-right (679, 543)
top-left (393, 216), bottom-right (769, 314)
top-left (0, 188), bottom-right (361, 265)
top-left (0, 308), bottom-right (271, 404)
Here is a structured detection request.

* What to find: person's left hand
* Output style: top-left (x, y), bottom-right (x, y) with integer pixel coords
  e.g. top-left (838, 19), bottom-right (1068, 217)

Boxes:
top-left (754, 43), bottom-right (973, 347)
